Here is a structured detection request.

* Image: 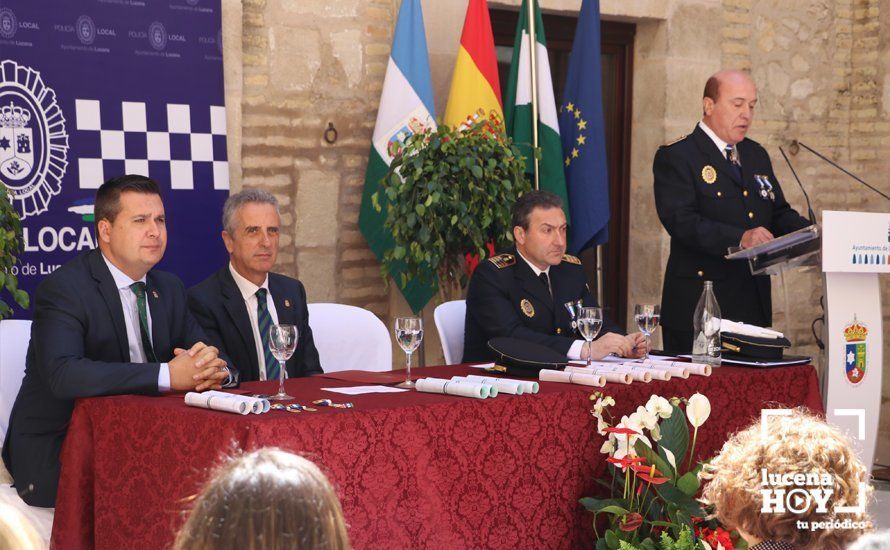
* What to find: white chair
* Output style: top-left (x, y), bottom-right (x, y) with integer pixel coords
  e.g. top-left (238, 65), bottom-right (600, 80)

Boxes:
top-left (1, 320), bottom-right (32, 448)
top-left (434, 300), bottom-right (466, 365)
top-left (0, 319), bottom-right (53, 548)
top-left (308, 304), bottom-right (392, 372)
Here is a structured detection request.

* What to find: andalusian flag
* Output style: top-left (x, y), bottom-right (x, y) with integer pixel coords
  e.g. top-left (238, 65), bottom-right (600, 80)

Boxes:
top-left (443, 0), bottom-right (503, 127)
top-left (504, 0), bottom-right (569, 211)
top-left (358, 0), bottom-right (436, 313)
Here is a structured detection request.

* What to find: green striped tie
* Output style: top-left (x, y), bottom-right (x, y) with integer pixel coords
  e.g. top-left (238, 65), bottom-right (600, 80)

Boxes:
top-left (129, 282), bottom-right (157, 363)
top-left (255, 288), bottom-right (280, 380)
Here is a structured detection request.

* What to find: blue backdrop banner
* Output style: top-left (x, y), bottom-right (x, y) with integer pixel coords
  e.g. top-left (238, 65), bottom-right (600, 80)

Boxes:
top-left (0, 0), bottom-right (229, 318)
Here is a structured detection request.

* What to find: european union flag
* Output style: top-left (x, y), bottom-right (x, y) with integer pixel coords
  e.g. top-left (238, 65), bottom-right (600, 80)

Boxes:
top-left (558, 0), bottom-right (609, 253)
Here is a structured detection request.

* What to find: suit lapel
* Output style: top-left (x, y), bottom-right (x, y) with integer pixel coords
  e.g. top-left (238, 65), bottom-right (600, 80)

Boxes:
top-left (269, 275), bottom-right (296, 326)
top-left (549, 264), bottom-right (577, 329)
top-left (88, 250), bottom-right (131, 361)
top-left (691, 125), bottom-right (743, 188)
top-left (514, 257), bottom-right (553, 314)
top-left (145, 274), bottom-right (170, 359)
top-left (220, 268), bottom-right (260, 377)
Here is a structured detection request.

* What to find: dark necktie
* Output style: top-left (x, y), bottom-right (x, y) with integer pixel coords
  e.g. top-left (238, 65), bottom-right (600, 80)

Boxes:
top-left (725, 144), bottom-right (742, 180)
top-left (255, 288), bottom-right (281, 380)
top-left (539, 272), bottom-right (552, 297)
top-left (129, 282), bottom-right (157, 363)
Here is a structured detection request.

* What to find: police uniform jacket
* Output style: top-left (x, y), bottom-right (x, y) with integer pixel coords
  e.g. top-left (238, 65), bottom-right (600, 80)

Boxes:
top-left (653, 124), bottom-right (810, 333)
top-left (462, 248), bottom-right (621, 363)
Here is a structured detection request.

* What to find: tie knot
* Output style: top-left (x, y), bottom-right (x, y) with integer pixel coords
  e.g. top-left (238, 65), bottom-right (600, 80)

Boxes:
top-left (538, 272), bottom-right (549, 286)
top-left (129, 281), bottom-right (146, 298)
top-left (256, 288), bottom-right (267, 301)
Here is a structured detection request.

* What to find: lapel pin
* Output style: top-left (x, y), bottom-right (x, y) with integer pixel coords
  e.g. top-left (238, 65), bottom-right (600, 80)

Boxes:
top-left (284, 299), bottom-right (291, 307)
top-left (151, 290), bottom-right (159, 299)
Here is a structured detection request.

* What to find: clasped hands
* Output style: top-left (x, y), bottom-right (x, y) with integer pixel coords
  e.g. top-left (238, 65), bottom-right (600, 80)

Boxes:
top-left (169, 342), bottom-right (228, 392)
top-left (581, 332), bottom-right (648, 361)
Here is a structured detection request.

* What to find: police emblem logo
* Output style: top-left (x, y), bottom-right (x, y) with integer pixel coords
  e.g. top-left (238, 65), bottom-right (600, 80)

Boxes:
top-left (149, 21), bottom-right (167, 51)
top-left (701, 165), bottom-right (717, 184)
top-left (0, 60), bottom-right (69, 219)
top-left (76, 15), bottom-right (96, 45)
top-left (520, 299), bottom-right (535, 318)
top-left (842, 319), bottom-right (867, 385)
top-left (0, 8), bottom-right (17, 40)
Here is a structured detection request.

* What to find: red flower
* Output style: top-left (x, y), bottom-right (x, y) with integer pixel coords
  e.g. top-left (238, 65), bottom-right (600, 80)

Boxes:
top-left (636, 465), bottom-right (670, 485)
top-left (619, 512), bottom-right (643, 532)
top-left (695, 526), bottom-right (734, 550)
top-left (606, 456), bottom-right (634, 471)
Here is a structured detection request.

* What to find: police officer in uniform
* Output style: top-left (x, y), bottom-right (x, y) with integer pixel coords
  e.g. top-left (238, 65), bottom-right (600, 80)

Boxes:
top-left (654, 70), bottom-right (811, 352)
top-left (463, 190), bottom-right (647, 363)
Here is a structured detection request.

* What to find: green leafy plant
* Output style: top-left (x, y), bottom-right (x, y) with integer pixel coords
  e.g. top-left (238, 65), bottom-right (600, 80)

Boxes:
top-left (583, 392), bottom-right (746, 550)
top-left (0, 187), bottom-right (28, 317)
top-left (372, 113), bottom-right (530, 295)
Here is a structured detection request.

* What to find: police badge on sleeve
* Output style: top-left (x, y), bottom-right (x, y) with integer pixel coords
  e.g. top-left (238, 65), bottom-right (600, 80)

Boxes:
top-left (0, 59), bottom-right (69, 219)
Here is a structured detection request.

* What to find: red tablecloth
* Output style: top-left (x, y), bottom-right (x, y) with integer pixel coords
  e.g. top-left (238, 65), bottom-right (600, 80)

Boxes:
top-left (51, 364), bottom-right (822, 549)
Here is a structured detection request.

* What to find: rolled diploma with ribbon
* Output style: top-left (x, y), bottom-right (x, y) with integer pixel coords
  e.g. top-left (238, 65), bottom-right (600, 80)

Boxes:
top-left (564, 366), bottom-right (632, 385)
top-left (635, 362), bottom-right (690, 379)
top-left (589, 364), bottom-right (653, 383)
top-left (185, 392), bottom-right (249, 415)
top-left (464, 375), bottom-right (524, 395)
top-left (450, 376), bottom-right (498, 397)
top-left (416, 378), bottom-right (488, 399)
top-left (204, 391), bottom-right (270, 414)
top-left (539, 369), bottom-right (606, 387)
top-left (641, 359), bottom-right (711, 376)
top-left (615, 363), bottom-right (671, 381)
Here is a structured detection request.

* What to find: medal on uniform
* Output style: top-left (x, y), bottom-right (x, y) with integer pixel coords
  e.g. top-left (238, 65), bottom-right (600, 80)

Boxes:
top-left (701, 165), bottom-right (717, 184)
top-left (755, 175), bottom-right (775, 202)
top-left (520, 299), bottom-right (535, 318)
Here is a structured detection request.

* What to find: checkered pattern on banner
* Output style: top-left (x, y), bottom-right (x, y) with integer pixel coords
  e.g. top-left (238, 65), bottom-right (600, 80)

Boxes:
top-left (74, 99), bottom-right (229, 190)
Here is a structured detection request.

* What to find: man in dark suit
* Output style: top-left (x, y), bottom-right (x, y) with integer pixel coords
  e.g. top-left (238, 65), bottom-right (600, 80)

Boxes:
top-left (189, 190), bottom-right (322, 381)
top-left (2, 175), bottom-right (229, 507)
top-left (654, 70), bottom-right (811, 352)
top-left (463, 190), bottom-right (646, 363)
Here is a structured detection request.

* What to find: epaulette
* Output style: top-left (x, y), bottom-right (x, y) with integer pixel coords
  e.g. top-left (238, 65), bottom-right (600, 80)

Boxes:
top-left (562, 254), bottom-right (582, 265)
top-left (488, 253), bottom-right (515, 269)
top-left (662, 134), bottom-right (687, 147)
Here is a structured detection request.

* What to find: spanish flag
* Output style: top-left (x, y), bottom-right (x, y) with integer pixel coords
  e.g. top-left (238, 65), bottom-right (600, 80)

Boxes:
top-left (443, 0), bottom-right (503, 127)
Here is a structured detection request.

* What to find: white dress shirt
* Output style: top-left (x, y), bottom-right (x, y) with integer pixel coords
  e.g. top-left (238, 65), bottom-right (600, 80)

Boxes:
top-left (101, 254), bottom-right (170, 390)
top-left (516, 250), bottom-right (585, 360)
top-left (699, 120), bottom-right (741, 165)
top-left (229, 263), bottom-right (280, 381)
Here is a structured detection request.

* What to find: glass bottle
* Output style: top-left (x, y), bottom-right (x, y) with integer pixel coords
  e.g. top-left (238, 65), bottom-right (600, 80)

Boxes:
top-left (691, 281), bottom-right (722, 366)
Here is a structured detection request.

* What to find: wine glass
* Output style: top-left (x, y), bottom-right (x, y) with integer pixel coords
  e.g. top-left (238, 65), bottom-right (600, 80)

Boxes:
top-left (268, 324), bottom-right (298, 400)
top-left (394, 316), bottom-right (423, 389)
top-left (633, 304), bottom-right (660, 360)
top-left (576, 307), bottom-right (603, 367)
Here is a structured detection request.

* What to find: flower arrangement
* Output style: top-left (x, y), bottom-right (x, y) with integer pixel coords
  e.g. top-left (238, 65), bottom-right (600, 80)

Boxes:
top-left (583, 392), bottom-right (744, 550)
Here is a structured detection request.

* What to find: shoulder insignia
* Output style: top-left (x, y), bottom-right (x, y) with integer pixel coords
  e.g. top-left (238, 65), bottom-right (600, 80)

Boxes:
top-left (562, 254), bottom-right (582, 265)
top-left (488, 253), bottom-right (515, 269)
top-left (662, 134), bottom-right (688, 147)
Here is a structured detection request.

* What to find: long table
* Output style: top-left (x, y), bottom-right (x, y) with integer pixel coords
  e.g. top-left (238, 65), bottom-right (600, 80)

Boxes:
top-left (51, 364), bottom-right (823, 549)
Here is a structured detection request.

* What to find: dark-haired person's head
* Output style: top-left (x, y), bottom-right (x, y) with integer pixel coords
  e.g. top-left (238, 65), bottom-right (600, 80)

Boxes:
top-left (511, 190), bottom-right (567, 270)
top-left (174, 448), bottom-right (350, 550)
top-left (95, 175), bottom-right (166, 280)
top-left (702, 70), bottom-right (757, 145)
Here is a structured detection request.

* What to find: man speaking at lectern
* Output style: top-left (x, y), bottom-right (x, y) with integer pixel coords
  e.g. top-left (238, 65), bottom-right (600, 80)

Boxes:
top-left (654, 70), bottom-right (811, 352)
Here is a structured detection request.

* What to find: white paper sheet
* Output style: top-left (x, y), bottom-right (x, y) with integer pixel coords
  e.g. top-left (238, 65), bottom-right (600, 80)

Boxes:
top-left (321, 385), bottom-right (409, 395)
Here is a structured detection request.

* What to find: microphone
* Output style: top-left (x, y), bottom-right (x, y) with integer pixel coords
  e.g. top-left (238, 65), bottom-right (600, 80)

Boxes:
top-left (791, 140), bottom-right (890, 202)
top-left (778, 145), bottom-right (817, 225)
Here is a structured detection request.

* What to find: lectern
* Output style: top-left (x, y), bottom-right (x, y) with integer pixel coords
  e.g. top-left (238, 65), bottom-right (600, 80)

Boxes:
top-left (726, 211), bottom-right (886, 472)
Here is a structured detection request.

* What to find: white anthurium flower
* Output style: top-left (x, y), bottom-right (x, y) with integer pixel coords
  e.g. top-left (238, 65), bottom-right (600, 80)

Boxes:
top-left (661, 445), bottom-right (677, 471)
top-left (634, 406), bottom-right (659, 431)
top-left (686, 393), bottom-right (712, 428)
top-left (612, 416), bottom-right (652, 459)
top-left (646, 395), bottom-right (673, 419)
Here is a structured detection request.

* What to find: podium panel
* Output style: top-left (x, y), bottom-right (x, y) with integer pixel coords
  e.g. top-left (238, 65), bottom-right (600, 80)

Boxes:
top-left (822, 210), bottom-right (889, 473)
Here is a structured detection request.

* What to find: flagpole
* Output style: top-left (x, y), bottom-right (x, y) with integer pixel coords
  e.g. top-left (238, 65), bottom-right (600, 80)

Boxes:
top-left (526, 0), bottom-right (540, 190)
